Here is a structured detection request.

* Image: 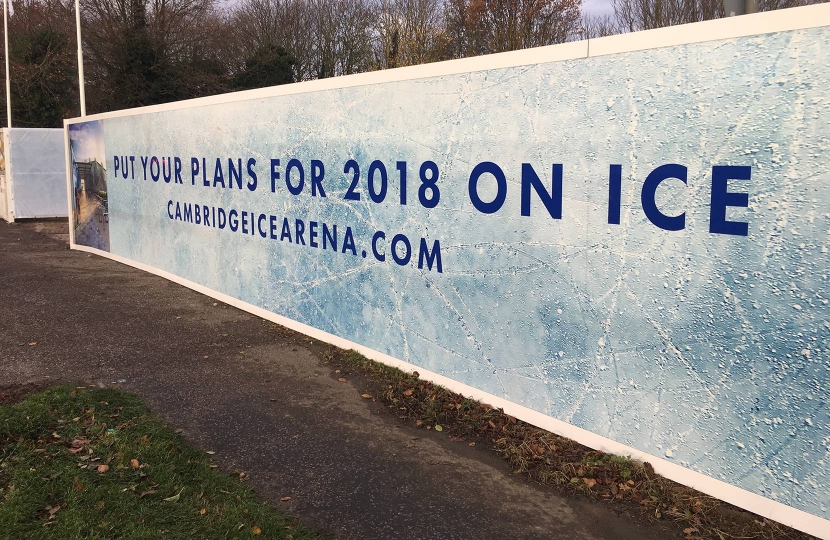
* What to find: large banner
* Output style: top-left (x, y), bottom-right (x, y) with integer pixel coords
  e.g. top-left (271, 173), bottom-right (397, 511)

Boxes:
top-left (66, 7), bottom-right (829, 536)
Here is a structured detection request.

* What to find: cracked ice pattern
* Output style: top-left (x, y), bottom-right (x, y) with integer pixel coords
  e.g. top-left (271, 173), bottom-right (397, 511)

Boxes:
top-left (99, 28), bottom-right (828, 518)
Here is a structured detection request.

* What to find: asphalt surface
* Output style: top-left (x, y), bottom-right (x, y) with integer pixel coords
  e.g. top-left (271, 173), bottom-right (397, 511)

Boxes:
top-left (0, 220), bottom-right (673, 540)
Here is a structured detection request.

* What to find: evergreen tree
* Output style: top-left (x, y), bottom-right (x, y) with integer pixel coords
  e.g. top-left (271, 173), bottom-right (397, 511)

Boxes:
top-left (10, 28), bottom-right (77, 127)
top-left (232, 43), bottom-right (296, 90)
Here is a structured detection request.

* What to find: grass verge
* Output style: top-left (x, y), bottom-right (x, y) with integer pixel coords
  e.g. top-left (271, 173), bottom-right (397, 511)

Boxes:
top-left (0, 385), bottom-right (318, 540)
top-left (327, 347), bottom-right (814, 540)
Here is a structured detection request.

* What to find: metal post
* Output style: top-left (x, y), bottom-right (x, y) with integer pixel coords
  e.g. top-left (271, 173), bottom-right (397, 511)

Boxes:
top-left (3, 0), bottom-right (11, 127)
top-left (74, 0), bottom-right (85, 116)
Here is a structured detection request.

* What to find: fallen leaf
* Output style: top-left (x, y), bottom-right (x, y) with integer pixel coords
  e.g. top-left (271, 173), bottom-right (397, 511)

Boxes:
top-left (468, 442), bottom-right (476, 447)
top-left (403, 388), bottom-right (414, 396)
top-left (96, 501), bottom-right (105, 510)
top-left (97, 465), bottom-right (109, 474)
top-left (206, 451), bottom-right (215, 455)
top-left (361, 394), bottom-right (372, 399)
top-left (163, 488), bottom-right (184, 502)
top-left (28, 342), bottom-right (37, 346)
top-left (280, 497), bottom-right (291, 502)
top-left (334, 370), bottom-right (341, 374)
top-left (338, 378), bottom-right (346, 383)
top-left (130, 459), bottom-right (140, 469)
top-left (70, 437), bottom-right (87, 447)
top-left (583, 478), bottom-right (597, 488)
top-left (252, 526), bottom-right (262, 535)
top-left (415, 420), bottom-right (423, 427)
top-left (200, 508), bottom-right (206, 515)
top-left (434, 425), bottom-right (443, 432)
top-left (139, 490), bottom-right (155, 499)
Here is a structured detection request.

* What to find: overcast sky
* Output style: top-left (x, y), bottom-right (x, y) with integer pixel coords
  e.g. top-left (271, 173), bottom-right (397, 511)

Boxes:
top-left (582, 0), bottom-right (615, 17)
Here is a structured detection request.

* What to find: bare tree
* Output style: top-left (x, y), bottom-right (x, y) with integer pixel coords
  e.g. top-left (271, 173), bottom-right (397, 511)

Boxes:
top-left (613, 0), bottom-right (722, 31)
top-left (444, 0), bottom-right (583, 58)
top-left (374, 0), bottom-right (446, 69)
top-left (7, 0), bottom-right (827, 122)
top-left (81, 0), bottom-right (228, 111)
top-left (581, 12), bottom-right (619, 38)
top-left (231, 0), bottom-right (316, 80)
top-left (756, 0), bottom-right (822, 10)
top-left (313, 0), bottom-right (375, 78)
top-left (611, 0), bottom-right (827, 33)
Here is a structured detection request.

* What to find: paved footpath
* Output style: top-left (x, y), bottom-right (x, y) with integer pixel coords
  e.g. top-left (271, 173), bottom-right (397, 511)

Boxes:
top-left (0, 221), bottom-right (673, 540)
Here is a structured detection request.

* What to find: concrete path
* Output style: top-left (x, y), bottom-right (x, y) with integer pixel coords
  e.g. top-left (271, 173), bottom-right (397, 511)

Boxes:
top-left (0, 220), bottom-right (674, 540)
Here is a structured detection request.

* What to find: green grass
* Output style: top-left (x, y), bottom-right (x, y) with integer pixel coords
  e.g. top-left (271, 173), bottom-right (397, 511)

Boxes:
top-left (0, 386), bottom-right (318, 540)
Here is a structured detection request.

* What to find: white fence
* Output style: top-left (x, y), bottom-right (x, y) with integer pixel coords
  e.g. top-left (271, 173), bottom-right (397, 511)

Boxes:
top-left (0, 128), bottom-right (68, 222)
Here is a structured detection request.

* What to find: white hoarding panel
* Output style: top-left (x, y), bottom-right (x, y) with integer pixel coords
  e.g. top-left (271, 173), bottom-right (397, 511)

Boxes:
top-left (65, 6), bottom-right (830, 537)
top-left (6, 128), bottom-right (68, 219)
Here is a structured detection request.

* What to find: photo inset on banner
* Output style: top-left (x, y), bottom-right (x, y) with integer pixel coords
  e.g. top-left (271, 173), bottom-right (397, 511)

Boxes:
top-left (68, 120), bottom-right (109, 251)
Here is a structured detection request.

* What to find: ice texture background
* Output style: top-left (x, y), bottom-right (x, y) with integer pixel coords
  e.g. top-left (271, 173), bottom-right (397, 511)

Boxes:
top-left (95, 28), bottom-right (828, 518)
